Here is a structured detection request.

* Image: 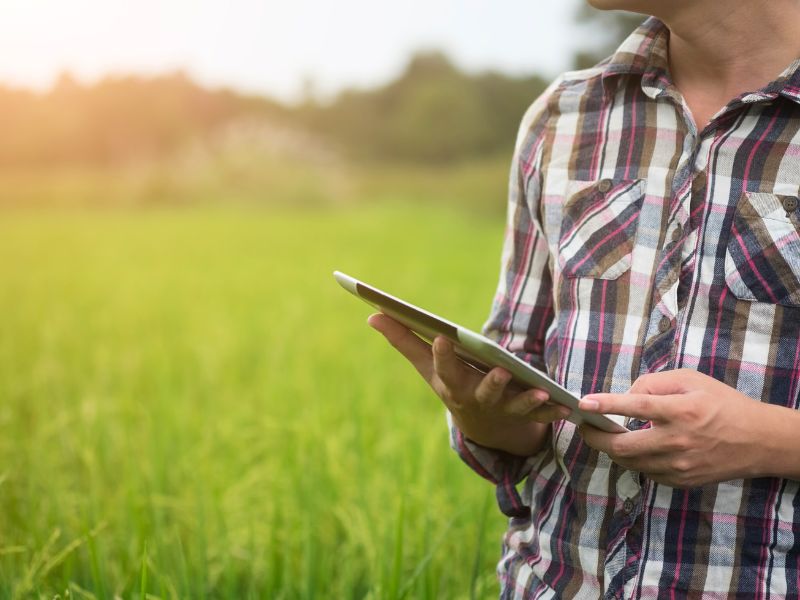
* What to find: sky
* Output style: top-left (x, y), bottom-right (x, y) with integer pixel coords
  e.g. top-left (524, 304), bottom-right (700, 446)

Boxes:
top-left (0, 0), bottom-right (590, 102)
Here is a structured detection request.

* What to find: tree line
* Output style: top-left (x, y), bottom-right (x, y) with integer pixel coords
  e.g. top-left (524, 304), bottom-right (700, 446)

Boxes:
top-left (0, 56), bottom-right (548, 167)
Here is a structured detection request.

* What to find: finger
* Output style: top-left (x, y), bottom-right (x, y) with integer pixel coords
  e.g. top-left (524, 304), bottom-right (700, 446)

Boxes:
top-left (473, 368), bottom-right (513, 407)
top-left (578, 393), bottom-right (670, 421)
top-left (578, 427), bottom-right (689, 480)
top-left (622, 456), bottom-right (695, 488)
top-left (629, 370), bottom-right (694, 395)
top-left (646, 473), bottom-right (691, 489)
top-left (432, 336), bottom-right (473, 391)
top-left (578, 425), bottom-right (617, 454)
top-left (579, 425), bottom-right (660, 459)
top-left (503, 388), bottom-right (557, 418)
top-left (527, 403), bottom-right (572, 424)
top-left (367, 313), bottom-right (434, 381)
top-left (642, 462), bottom-right (700, 489)
top-left (630, 454), bottom-right (681, 476)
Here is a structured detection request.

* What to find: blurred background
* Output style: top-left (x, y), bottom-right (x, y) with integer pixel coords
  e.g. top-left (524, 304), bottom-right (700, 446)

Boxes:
top-left (0, 1), bottom-right (638, 597)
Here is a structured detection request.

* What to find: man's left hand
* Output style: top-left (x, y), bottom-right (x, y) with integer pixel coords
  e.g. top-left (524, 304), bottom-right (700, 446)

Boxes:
top-left (577, 369), bottom-right (784, 488)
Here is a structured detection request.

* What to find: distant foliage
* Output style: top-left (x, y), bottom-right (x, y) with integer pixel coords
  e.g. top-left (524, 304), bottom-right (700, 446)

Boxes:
top-left (0, 54), bottom-right (547, 168)
top-left (0, 72), bottom-right (286, 167)
top-left (300, 52), bottom-right (548, 164)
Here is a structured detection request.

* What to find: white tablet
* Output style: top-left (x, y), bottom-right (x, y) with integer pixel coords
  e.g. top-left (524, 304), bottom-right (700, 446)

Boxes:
top-left (334, 271), bottom-right (627, 434)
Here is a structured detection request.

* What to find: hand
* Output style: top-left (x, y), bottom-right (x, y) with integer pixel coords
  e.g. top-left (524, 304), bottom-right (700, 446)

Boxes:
top-left (367, 313), bottom-right (570, 457)
top-left (577, 369), bottom-right (777, 487)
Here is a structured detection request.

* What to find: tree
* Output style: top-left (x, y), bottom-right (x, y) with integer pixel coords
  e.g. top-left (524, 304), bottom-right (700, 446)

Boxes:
top-left (303, 51), bottom-right (547, 163)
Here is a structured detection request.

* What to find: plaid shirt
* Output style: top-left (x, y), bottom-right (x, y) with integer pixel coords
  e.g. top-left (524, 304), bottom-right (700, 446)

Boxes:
top-left (450, 17), bottom-right (800, 599)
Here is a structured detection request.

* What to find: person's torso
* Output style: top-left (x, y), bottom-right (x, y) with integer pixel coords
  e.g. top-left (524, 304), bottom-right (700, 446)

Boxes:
top-left (506, 51), bottom-right (800, 599)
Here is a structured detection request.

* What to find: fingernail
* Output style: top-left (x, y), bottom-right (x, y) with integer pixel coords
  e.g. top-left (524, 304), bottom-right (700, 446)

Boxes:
top-left (433, 338), bottom-right (449, 354)
top-left (579, 398), bottom-right (600, 411)
top-left (533, 390), bottom-right (549, 402)
top-left (493, 371), bottom-right (510, 385)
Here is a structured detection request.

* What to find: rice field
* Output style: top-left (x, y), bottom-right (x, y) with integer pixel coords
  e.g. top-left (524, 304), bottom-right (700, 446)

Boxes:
top-left (0, 203), bottom-right (512, 598)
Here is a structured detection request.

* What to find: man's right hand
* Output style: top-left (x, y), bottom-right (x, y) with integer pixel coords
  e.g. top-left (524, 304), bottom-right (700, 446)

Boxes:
top-left (367, 313), bottom-right (570, 457)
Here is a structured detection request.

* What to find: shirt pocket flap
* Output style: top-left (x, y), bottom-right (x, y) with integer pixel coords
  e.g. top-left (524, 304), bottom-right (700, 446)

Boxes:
top-left (558, 178), bottom-right (646, 280)
top-left (725, 191), bottom-right (800, 306)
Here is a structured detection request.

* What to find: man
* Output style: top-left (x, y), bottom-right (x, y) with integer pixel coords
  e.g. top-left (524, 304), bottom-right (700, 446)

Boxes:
top-left (370, 1), bottom-right (800, 598)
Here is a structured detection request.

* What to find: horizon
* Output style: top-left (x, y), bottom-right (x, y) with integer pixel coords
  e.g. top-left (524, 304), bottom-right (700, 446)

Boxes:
top-left (0, 49), bottom-right (548, 106)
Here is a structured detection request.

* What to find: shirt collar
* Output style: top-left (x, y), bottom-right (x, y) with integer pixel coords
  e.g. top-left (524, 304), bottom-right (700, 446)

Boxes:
top-left (601, 17), bottom-right (800, 106)
top-left (600, 16), bottom-right (670, 98)
top-left (775, 59), bottom-right (800, 104)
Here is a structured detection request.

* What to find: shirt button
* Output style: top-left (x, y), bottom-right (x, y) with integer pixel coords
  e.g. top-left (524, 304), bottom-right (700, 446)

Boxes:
top-left (671, 224), bottom-right (683, 242)
top-left (598, 179), bottom-right (612, 193)
top-left (623, 498), bottom-right (635, 514)
top-left (783, 196), bottom-right (798, 213)
top-left (658, 316), bottom-right (671, 333)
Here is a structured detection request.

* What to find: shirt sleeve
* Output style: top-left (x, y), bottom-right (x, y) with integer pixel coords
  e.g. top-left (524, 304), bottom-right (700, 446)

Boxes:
top-left (447, 78), bottom-right (559, 518)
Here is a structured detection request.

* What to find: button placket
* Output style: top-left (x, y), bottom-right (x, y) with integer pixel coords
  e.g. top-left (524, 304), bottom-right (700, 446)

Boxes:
top-left (692, 171), bottom-right (707, 191)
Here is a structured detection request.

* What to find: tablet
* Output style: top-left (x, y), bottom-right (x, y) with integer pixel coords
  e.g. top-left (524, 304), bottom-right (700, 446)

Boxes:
top-left (334, 271), bottom-right (627, 434)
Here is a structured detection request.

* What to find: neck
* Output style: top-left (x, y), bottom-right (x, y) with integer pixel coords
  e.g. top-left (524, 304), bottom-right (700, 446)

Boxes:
top-left (657, 1), bottom-right (800, 97)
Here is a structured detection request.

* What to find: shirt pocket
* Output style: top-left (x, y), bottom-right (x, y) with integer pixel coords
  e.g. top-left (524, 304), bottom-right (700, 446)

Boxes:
top-left (724, 191), bottom-right (800, 307)
top-left (557, 178), bottom-right (646, 280)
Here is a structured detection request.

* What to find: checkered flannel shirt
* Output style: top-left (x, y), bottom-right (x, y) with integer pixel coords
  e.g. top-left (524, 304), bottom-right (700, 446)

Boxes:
top-left (450, 16), bottom-right (800, 599)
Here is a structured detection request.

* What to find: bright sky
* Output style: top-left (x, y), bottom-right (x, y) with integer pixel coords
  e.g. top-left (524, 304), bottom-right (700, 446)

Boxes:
top-left (0, 0), bottom-right (589, 102)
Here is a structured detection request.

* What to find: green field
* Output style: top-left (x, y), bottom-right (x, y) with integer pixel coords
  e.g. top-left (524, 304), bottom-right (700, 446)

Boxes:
top-left (0, 203), bottom-right (512, 598)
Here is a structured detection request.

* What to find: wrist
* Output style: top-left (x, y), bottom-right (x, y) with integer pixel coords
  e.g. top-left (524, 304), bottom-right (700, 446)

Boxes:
top-left (751, 403), bottom-right (800, 480)
top-left (453, 413), bottom-right (549, 457)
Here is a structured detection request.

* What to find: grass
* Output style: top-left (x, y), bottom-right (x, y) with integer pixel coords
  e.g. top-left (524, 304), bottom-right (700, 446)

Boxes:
top-left (0, 200), bottom-right (512, 598)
